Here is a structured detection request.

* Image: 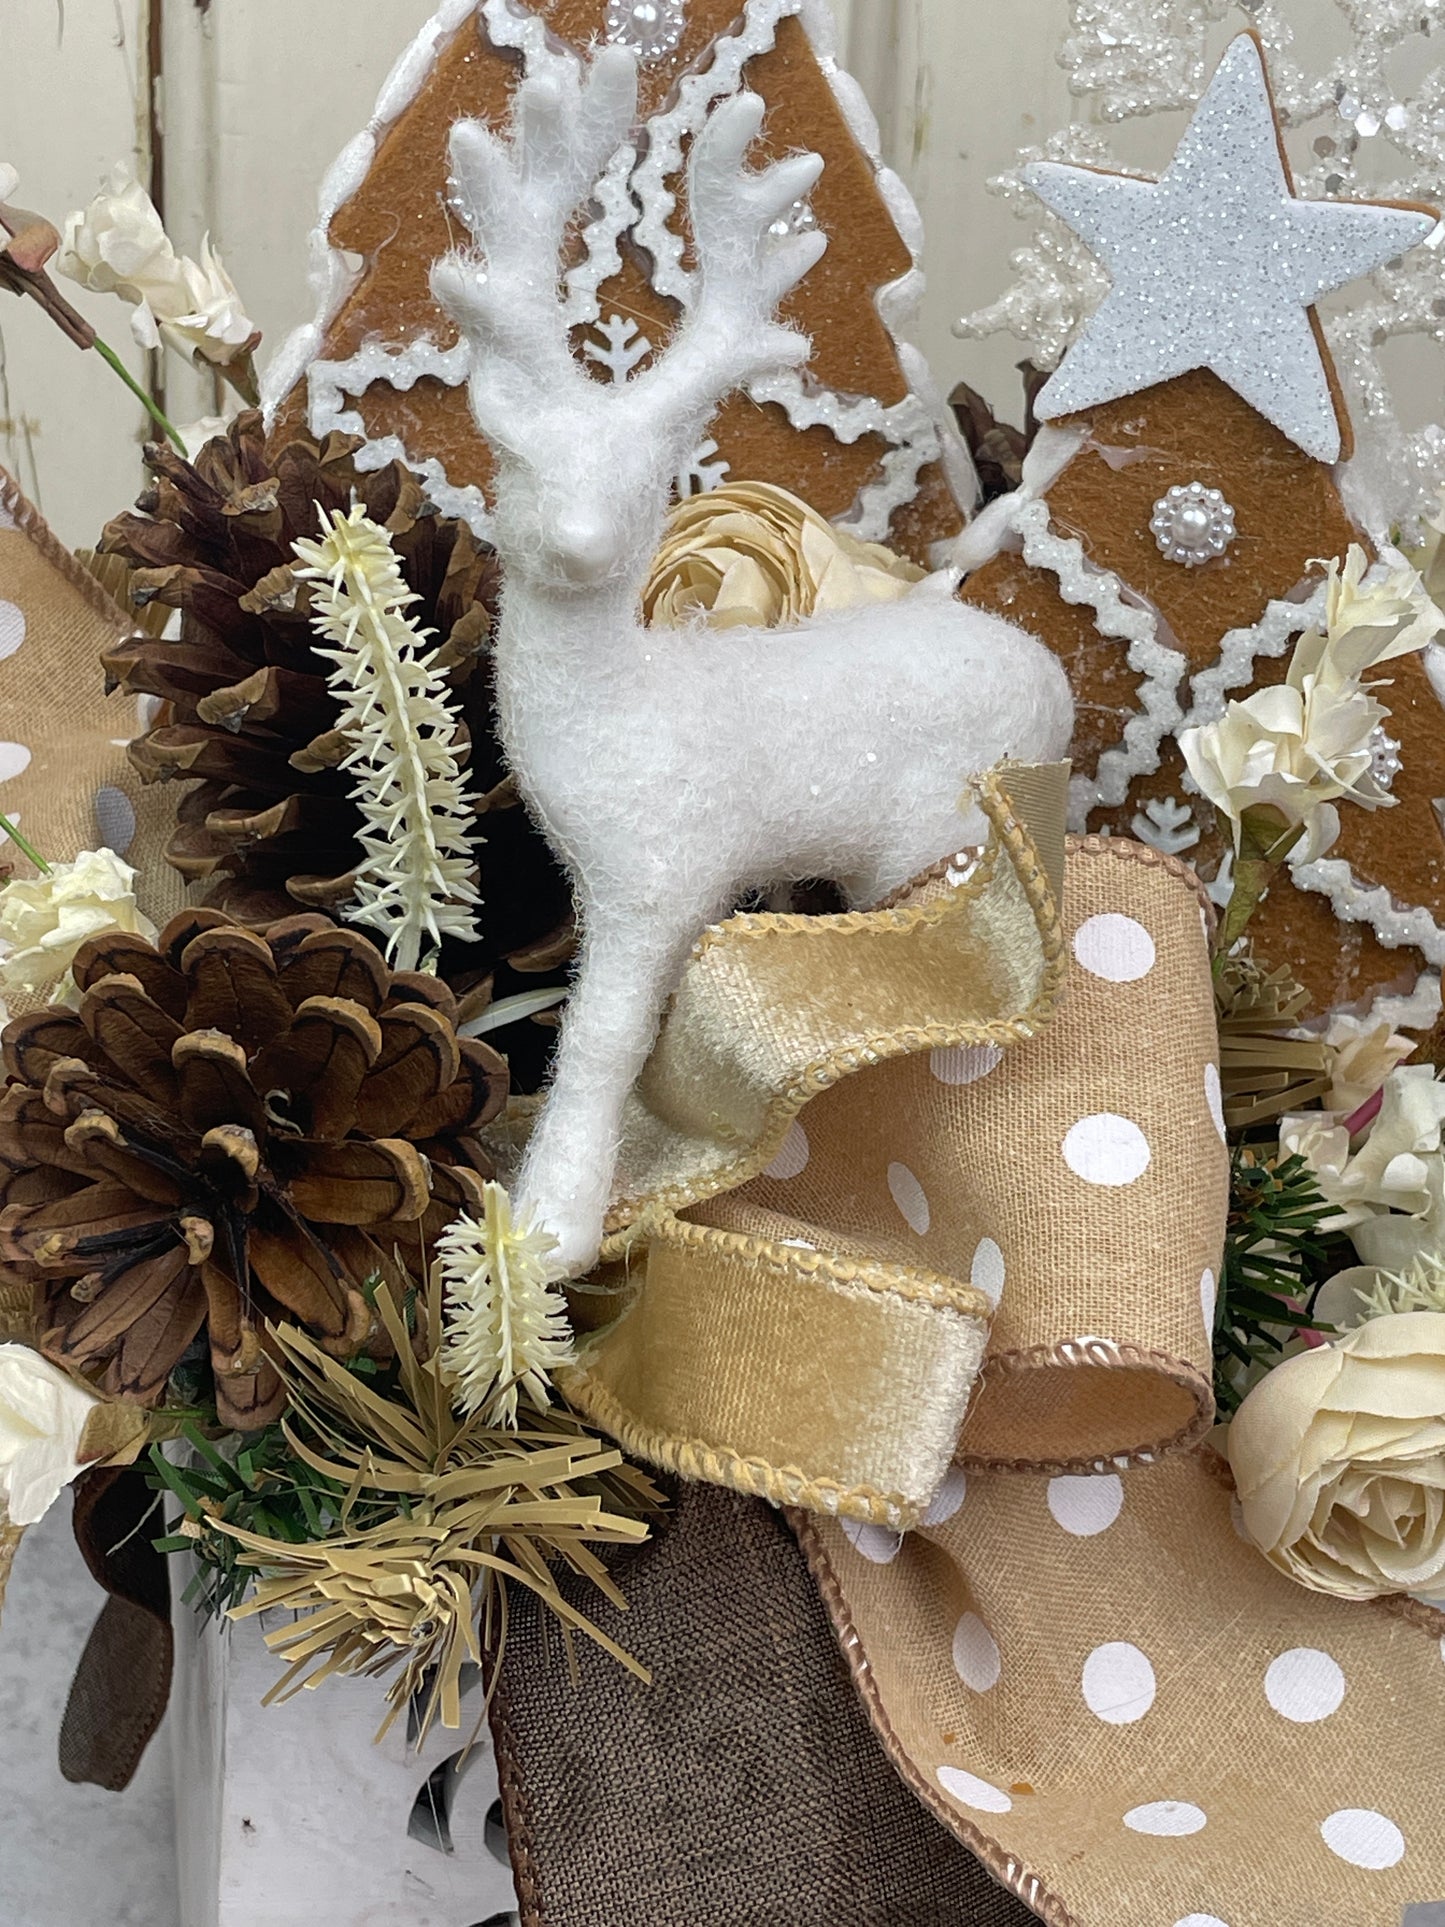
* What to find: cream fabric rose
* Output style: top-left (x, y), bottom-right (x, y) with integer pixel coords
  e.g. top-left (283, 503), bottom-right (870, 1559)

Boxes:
top-left (56, 164), bottom-right (255, 367)
top-left (0, 847), bottom-right (157, 999)
top-left (1179, 544), bottom-right (1443, 860)
top-left (0, 1345), bottom-right (100, 1527)
top-left (1229, 1311), bottom-right (1445, 1599)
top-left (643, 481), bottom-right (926, 630)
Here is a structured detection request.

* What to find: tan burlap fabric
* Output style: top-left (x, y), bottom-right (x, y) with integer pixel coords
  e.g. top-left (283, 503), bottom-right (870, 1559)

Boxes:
top-left (791, 845), bottom-right (1445, 1926)
top-left (0, 465), bottom-right (186, 985)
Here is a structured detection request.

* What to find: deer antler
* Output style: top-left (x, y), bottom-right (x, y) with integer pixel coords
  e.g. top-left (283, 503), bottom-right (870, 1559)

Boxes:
top-left (431, 47), bottom-right (640, 420)
top-left (634, 90), bottom-right (828, 441)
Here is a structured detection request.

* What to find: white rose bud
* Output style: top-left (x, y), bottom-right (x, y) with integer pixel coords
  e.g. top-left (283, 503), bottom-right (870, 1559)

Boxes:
top-left (1228, 1311), bottom-right (1445, 1600)
top-left (55, 164), bottom-right (256, 369)
top-left (0, 847), bottom-right (157, 999)
top-left (0, 1345), bottom-right (101, 1527)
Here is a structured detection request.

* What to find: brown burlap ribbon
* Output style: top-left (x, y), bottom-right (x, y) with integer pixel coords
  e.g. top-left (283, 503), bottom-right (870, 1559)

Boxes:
top-left (493, 1476), bottom-right (1039, 1926)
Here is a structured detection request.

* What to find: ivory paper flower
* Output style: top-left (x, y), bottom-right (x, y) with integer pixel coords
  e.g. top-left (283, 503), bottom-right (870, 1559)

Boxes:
top-left (1179, 544), bottom-right (1443, 859)
top-left (0, 165), bottom-right (18, 208)
top-left (1315, 1252), bottom-right (1445, 1330)
top-left (0, 1344), bottom-right (100, 1526)
top-left (0, 848), bottom-right (156, 999)
top-left (643, 481), bottom-right (926, 630)
top-left (55, 165), bottom-right (257, 369)
top-left (1228, 1311), bottom-right (1445, 1599)
top-left (1280, 1065), bottom-right (1445, 1234)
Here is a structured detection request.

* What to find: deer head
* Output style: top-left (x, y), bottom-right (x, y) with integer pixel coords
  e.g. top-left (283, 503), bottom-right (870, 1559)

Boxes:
top-left (431, 46), bottom-right (828, 596)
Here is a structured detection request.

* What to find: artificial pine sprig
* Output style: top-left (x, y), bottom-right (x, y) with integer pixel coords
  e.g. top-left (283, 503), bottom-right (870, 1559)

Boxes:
top-left (436, 1182), bottom-right (575, 1427)
top-left (293, 503), bottom-right (482, 971)
top-left (1215, 1149), bottom-right (1347, 1412)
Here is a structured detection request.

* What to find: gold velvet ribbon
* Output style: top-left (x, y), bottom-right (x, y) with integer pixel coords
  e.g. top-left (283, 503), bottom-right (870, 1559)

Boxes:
top-left (561, 764), bottom-right (1074, 1525)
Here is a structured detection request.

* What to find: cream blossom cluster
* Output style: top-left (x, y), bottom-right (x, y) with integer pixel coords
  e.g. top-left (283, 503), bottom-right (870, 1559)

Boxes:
top-left (0, 847), bottom-right (156, 1002)
top-left (55, 164), bottom-right (256, 371)
top-left (1179, 545), bottom-right (1443, 862)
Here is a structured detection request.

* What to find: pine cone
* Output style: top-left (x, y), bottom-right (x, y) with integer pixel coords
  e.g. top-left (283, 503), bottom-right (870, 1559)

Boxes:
top-left (98, 416), bottom-right (576, 1091)
top-left (0, 911), bottom-right (507, 1430)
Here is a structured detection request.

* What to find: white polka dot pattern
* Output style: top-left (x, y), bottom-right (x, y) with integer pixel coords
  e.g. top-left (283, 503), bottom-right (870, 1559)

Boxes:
top-left (0, 598), bottom-right (25, 659)
top-left (1082, 1642), bottom-right (1156, 1724)
top-left (1048, 1473), bottom-right (1124, 1537)
top-left (1124, 1801), bottom-right (1207, 1837)
top-left (930, 1042), bottom-right (1003, 1085)
top-left (952, 1612), bottom-right (1002, 1693)
top-left (1204, 1062), bottom-right (1226, 1141)
top-left (840, 1517), bottom-right (902, 1565)
top-left (0, 742), bottom-right (31, 783)
top-left (1174, 1915), bottom-right (1230, 1927)
top-left (1062, 1113), bottom-right (1151, 1186)
top-left (970, 1237), bottom-right (1005, 1306)
top-left (922, 1467), bottom-right (966, 1526)
top-left (887, 1161), bottom-right (930, 1233)
top-left (1264, 1649), bottom-right (1345, 1724)
top-left (936, 1765), bottom-right (1012, 1814)
top-left (1319, 1808), bottom-right (1405, 1870)
top-left (1200, 1268), bottom-right (1217, 1335)
top-left (764, 1119), bottom-right (809, 1181)
top-left (93, 785), bottom-right (137, 855)
top-left (1072, 912), bottom-right (1156, 983)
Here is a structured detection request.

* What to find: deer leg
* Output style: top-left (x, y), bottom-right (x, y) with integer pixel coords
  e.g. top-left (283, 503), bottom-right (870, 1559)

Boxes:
top-left (513, 906), bottom-right (698, 1279)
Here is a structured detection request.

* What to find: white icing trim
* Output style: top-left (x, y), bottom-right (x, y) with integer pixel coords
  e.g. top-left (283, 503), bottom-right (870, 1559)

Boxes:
top-left (1009, 505), bottom-right (1185, 827)
top-left (1181, 584), bottom-right (1325, 729)
top-left (1290, 854), bottom-right (1445, 969)
top-left (1367, 970), bottom-right (1442, 1032)
top-left (260, 0), bottom-right (480, 422)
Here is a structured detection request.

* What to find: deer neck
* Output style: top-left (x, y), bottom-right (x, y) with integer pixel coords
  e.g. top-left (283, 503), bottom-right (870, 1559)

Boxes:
top-left (492, 572), bottom-right (646, 721)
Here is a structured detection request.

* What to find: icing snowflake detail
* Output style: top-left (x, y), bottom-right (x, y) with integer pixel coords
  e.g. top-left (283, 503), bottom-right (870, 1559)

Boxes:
top-left (1370, 723), bottom-right (1404, 790)
top-left (1130, 793), bottom-right (1201, 854)
top-left (677, 436), bottom-right (731, 497)
top-left (1207, 847), bottom-right (1236, 910)
top-left (1150, 481), bottom-right (1237, 566)
top-left (605, 0), bottom-right (686, 61)
top-left (583, 313), bottom-right (653, 383)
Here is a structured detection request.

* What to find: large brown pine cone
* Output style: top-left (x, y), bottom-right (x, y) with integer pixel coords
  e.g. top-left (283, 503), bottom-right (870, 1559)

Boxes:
top-left (98, 415), bottom-right (575, 1089)
top-left (0, 912), bottom-right (507, 1430)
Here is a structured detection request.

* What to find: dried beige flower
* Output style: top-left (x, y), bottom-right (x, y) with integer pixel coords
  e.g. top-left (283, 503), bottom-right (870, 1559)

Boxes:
top-left (644, 481), bottom-right (926, 630)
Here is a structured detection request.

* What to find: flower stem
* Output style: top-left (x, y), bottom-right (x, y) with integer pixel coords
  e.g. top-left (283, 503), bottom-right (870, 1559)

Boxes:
top-left (0, 812), bottom-right (50, 875)
top-left (91, 335), bottom-right (186, 454)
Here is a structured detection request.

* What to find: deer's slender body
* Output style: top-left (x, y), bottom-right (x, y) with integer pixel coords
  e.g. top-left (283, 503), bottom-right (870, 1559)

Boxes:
top-left (434, 49), bottom-right (1074, 1276)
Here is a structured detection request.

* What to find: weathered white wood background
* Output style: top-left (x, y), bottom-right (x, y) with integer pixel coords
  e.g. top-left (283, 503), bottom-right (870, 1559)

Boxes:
top-left (0, 0), bottom-right (1095, 547)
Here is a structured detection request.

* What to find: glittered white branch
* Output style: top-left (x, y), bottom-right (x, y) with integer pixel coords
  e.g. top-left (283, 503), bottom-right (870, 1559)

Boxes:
top-left (293, 504), bottom-right (482, 971)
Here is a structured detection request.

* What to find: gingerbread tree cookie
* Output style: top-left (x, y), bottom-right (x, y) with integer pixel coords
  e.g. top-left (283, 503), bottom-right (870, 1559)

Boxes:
top-left (263, 0), bottom-right (971, 560)
top-left (961, 33), bottom-right (1445, 1024)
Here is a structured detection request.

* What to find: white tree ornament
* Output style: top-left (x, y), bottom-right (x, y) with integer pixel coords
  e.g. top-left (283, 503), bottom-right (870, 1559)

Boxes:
top-left (431, 49), bottom-right (1074, 1279)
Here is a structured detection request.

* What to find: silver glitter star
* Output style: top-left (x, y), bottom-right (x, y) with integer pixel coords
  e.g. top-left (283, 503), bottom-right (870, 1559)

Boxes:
top-left (1022, 33), bottom-right (1438, 463)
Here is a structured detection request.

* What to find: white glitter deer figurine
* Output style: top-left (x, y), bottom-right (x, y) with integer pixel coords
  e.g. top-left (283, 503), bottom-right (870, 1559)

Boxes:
top-left (431, 48), bottom-right (1073, 1280)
